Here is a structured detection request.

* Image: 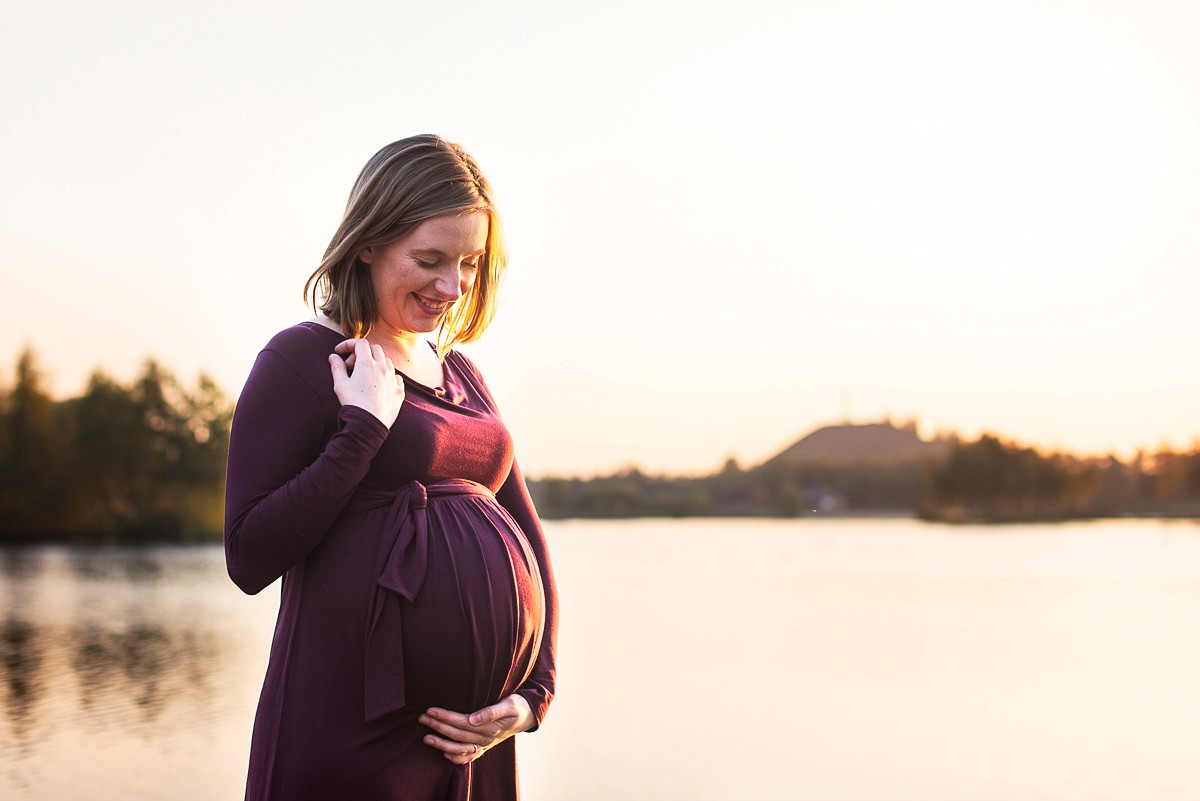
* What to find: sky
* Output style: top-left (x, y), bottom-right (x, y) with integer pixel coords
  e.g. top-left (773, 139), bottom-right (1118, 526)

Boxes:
top-left (1, 0), bottom-right (1197, 477)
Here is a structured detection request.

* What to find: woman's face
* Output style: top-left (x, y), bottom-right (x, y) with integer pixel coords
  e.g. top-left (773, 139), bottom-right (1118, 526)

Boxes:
top-left (360, 211), bottom-right (489, 337)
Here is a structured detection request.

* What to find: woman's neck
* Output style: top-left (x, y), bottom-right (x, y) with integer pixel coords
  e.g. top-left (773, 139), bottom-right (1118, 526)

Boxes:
top-left (366, 326), bottom-right (426, 363)
top-left (367, 325), bottom-right (444, 388)
top-left (312, 314), bottom-right (441, 382)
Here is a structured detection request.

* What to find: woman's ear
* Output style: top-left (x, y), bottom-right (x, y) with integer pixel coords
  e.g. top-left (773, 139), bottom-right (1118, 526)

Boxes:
top-left (358, 246), bottom-right (376, 265)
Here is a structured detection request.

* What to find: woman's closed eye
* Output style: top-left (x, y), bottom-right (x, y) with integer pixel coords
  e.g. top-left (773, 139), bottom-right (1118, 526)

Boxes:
top-left (413, 256), bottom-right (477, 270)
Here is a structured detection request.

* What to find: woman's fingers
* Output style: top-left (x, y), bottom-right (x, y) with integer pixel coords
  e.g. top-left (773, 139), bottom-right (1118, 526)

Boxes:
top-left (328, 353), bottom-right (348, 382)
top-left (468, 696), bottom-right (517, 726)
top-left (419, 714), bottom-right (486, 744)
top-left (423, 707), bottom-right (473, 726)
top-left (421, 732), bottom-right (485, 764)
top-left (356, 337), bottom-right (374, 368)
top-left (335, 339), bottom-right (397, 379)
top-left (420, 714), bottom-right (470, 738)
top-left (333, 338), bottom-right (358, 369)
top-left (328, 338), bottom-right (404, 427)
top-left (334, 339), bottom-right (400, 377)
top-left (420, 719), bottom-right (480, 743)
top-left (419, 707), bottom-right (504, 764)
top-left (468, 694), bottom-right (532, 730)
top-left (418, 696), bottom-right (535, 762)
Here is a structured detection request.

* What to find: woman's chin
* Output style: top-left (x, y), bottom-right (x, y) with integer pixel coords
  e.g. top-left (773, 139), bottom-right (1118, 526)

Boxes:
top-left (415, 316), bottom-right (445, 334)
top-left (387, 313), bottom-right (444, 336)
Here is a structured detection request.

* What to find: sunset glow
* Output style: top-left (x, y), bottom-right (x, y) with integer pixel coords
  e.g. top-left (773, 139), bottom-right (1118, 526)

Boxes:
top-left (1, 0), bottom-right (1197, 476)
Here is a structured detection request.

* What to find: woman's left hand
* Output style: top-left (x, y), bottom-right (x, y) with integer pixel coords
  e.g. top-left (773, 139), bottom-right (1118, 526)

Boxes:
top-left (419, 694), bottom-right (535, 764)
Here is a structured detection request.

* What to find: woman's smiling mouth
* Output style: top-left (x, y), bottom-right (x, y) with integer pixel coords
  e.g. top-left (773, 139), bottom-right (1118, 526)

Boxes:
top-left (414, 294), bottom-right (451, 315)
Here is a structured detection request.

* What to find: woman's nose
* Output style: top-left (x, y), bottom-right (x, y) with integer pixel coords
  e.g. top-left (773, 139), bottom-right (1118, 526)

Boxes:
top-left (434, 266), bottom-right (464, 300)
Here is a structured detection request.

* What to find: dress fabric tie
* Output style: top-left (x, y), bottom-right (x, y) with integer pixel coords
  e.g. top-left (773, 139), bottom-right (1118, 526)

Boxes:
top-left (342, 478), bottom-right (497, 722)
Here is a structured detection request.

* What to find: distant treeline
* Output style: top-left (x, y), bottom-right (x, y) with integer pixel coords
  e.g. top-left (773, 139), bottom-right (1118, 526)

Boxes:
top-left (919, 434), bottom-right (1200, 522)
top-left (0, 348), bottom-right (230, 543)
top-left (2, 348), bottom-right (1198, 544)
top-left (528, 457), bottom-right (931, 519)
top-left (527, 438), bottom-right (1200, 522)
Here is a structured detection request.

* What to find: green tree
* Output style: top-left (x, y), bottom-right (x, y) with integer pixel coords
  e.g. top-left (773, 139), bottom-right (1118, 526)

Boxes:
top-left (1, 350), bottom-right (233, 542)
top-left (0, 348), bottom-right (64, 538)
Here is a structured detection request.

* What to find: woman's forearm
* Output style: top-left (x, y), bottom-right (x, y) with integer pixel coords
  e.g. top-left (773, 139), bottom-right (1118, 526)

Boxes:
top-left (224, 349), bottom-right (389, 594)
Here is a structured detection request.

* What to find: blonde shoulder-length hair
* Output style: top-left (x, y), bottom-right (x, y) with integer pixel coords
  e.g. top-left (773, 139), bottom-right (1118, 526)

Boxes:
top-left (304, 135), bottom-right (507, 358)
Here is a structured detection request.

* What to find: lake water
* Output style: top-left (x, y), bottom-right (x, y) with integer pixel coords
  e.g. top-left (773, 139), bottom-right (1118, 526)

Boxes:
top-left (2, 518), bottom-right (1198, 800)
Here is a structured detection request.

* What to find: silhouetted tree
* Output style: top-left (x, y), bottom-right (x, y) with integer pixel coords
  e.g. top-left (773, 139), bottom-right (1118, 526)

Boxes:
top-left (0, 348), bottom-right (63, 536)
top-left (0, 350), bottom-right (232, 543)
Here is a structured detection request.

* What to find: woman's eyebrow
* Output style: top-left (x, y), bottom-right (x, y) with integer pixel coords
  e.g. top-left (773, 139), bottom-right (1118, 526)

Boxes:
top-left (411, 247), bottom-right (487, 258)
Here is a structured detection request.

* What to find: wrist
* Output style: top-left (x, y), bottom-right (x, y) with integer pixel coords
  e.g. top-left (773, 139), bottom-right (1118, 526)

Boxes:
top-left (510, 692), bottom-right (535, 733)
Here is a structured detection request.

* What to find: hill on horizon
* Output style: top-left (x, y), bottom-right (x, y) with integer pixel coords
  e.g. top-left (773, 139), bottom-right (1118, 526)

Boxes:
top-left (764, 420), bottom-right (950, 467)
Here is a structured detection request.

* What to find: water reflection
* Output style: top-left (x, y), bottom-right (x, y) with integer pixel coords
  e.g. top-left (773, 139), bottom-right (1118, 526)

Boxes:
top-left (0, 547), bottom-right (240, 750)
top-left (1, 619), bottom-right (42, 734)
top-left (2, 524), bottom-right (1199, 801)
top-left (65, 548), bottom-right (165, 582)
top-left (1, 548), bottom-right (47, 750)
top-left (70, 622), bottom-right (218, 726)
top-left (1, 616), bottom-right (220, 743)
top-left (0, 545), bottom-right (273, 799)
top-left (0, 548), bottom-right (41, 580)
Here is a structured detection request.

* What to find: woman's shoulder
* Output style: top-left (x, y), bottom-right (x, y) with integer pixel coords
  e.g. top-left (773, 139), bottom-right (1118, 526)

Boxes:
top-left (445, 347), bottom-right (493, 387)
top-left (443, 348), bottom-right (501, 410)
top-left (262, 319), bottom-right (343, 360)
top-left (236, 322), bottom-right (341, 429)
top-left (444, 346), bottom-right (478, 373)
top-left (250, 319), bottom-right (343, 390)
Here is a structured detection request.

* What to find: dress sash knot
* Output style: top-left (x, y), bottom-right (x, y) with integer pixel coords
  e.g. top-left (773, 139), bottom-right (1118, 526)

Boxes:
top-left (343, 478), bottom-right (497, 722)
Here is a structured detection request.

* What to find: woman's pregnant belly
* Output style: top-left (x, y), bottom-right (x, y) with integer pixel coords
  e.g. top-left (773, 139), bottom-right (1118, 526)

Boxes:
top-left (399, 492), bottom-right (545, 714)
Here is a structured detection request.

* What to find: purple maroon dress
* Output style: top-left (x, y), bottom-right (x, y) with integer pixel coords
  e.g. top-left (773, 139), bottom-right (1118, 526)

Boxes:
top-left (224, 322), bottom-right (557, 801)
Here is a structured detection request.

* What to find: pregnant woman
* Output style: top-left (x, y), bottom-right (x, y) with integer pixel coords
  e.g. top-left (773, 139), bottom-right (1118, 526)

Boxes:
top-left (224, 135), bottom-right (557, 801)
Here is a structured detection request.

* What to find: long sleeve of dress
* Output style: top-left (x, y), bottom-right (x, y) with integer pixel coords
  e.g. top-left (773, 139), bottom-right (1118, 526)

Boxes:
top-left (224, 345), bottom-right (389, 595)
top-left (496, 458), bottom-right (559, 730)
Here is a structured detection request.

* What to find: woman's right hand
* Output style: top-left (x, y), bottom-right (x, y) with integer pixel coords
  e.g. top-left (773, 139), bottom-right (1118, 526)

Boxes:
top-left (328, 338), bottom-right (405, 428)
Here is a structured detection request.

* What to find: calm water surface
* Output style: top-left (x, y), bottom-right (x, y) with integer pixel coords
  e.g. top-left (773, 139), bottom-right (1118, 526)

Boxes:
top-left (2, 518), bottom-right (1198, 800)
